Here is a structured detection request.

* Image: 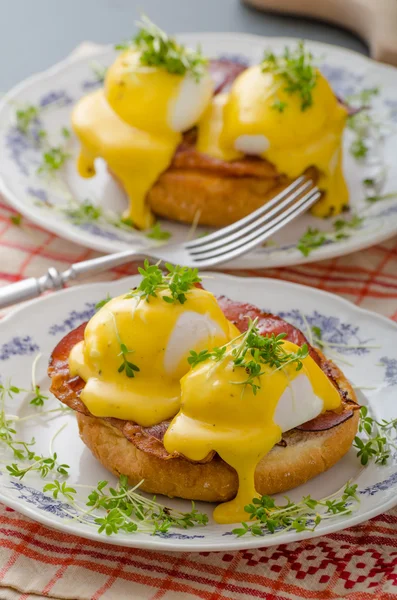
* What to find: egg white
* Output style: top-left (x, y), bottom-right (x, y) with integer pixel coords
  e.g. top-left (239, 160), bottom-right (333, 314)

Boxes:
top-left (234, 134), bottom-right (270, 155)
top-left (169, 73), bottom-right (214, 132)
top-left (273, 374), bottom-right (323, 432)
top-left (164, 311), bottom-right (226, 375)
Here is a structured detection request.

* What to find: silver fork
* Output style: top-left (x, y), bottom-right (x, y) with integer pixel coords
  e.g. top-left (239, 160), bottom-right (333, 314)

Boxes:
top-left (0, 177), bottom-right (319, 309)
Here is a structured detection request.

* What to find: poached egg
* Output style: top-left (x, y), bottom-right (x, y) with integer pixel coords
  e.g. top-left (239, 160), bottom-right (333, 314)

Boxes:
top-left (197, 64), bottom-right (349, 217)
top-left (71, 49), bottom-right (213, 229)
top-left (68, 287), bottom-right (238, 426)
top-left (164, 335), bottom-right (341, 524)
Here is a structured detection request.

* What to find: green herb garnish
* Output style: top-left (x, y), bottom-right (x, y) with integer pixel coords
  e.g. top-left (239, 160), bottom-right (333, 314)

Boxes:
top-left (10, 214), bottom-right (22, 226)
top-left (366, 192), bottom-right (397, 204)
top-left (30, 385), bottom-right (48, 407)
top-left (37, 146), bottom-right (70, 175)
top-left (64, 200), bottom-right (102, 224)
top-left (333, 215), bottom-right (363, 231)
top-left (43, 480), bottom-right (77, 501)
top-left (0, 383), bottom-right (24, 451)
top-left (272, 99), bottom-right (287, 113)
top-left (354, 406), bottom-right (397, 466)
top-left (187, 346), bottom-right (227, 368)
top-left (44, 474), bottom-right (208, 536)
top-left (232, 482), bottom-right (358, 537)
top-left (311, 325), bottom-right (325, 350)
top-left (118, 217), bottom-right (135, 228)
top-left (187, 318), bottom-right (309, 396)
top-left (146, 222), bottom-right (172, 241)
top-left (95, 295), bottom-right (112, 311)
top-left (262, 41), bottom-right (318, 111)
top-left (6, 452), bottom-right (69, 480)
top-left (15, 105), bottom-right (40, 134)
top-left (350, 137), bottom-right (369, 159)
top-left (231, 318), bottom-right (309, 395)
top-left (346, 88), bottom-right (380, 160)
top-left (297, 215), bottom-right (364, 256)
top-left (297, 227), bottom-right (327, 256)
top-left (118, 343), bottom-right (140, 378)
top-left (15, 105), bottom-right (71, 174)
top-left (117, 15), bottom-right (207, 82)
top-left (126, 260), bottom-right (201, 305)
top-left (346, 87), bottom-right (379, 106)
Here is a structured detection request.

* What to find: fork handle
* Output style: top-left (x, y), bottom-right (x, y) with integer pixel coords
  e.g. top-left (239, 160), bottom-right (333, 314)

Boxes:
top-left (0, 250), bottom-right (141, 310)
top-left (0, 277), bottom-right (43, 309)
top-left (65, 249), bottom-right (140, 279)
top-left (0, 265), bottom-right (65, 310)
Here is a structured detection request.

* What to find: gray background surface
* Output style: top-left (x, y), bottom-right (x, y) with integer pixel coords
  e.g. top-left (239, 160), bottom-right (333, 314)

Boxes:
top-left (0, 0), bottom-right (367, 91)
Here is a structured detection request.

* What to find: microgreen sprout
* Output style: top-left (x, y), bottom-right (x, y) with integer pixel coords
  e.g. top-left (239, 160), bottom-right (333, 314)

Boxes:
top-left (29, 354), bottom-right (48, 407)
top-left (116, 15), bottom-right (207, 82)
top-left (188, 347), bottom-right (227, 368)
top-left (43, 480), bottom-right (77, 501)
top-left (125, 260), bottom-right (201, 305)
top-left (232, 482), bottom-right (359, 537)
top-left (262, 41), bottom-right (318, 111)
top-left (230, 318), bottom-right (309, 395)
top-left (10, 214), bottom-right (22, 226)
top-left (146, 222), bottom-right (172, 241)
top-left (95, 295), bottom-right (112, 311)
top-left (366, 192), bottom-right (397, 204)
top-left (6, 452), bottom-right (69, 480)
top-left (118, 343), bottom-right (140, 378)
top-left (37, 146), bottom-right (70, 175)
top-left (346, 87), bottom-right (380, 160)
top-left (354, 406), bottom-right (397, 466)
top-left (43, 475), bottom-right (209, 536)
top-left (15, 105), bottom-right (40, 134)
top-left (297, 215), bottom-right (364, 256)
top-left (187, 318), bottom-right (309, 396)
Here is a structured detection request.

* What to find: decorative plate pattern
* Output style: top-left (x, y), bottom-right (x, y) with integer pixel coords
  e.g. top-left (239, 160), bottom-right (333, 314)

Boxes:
top-left (0, 274), bottom-right (396, 551)
top-left (0, 35), bottom-right (397, 268)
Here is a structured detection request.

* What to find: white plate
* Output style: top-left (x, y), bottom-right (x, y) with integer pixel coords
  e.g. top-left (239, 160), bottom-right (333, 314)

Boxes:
top-left (0, 274), bottom-right (396, 551)
top-left (0, 34), bottom-right (397, 268)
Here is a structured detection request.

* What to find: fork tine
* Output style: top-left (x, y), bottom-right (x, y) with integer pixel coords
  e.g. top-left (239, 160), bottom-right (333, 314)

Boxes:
top-left (189, 181), bottom-right (316, 256)
top-left (190, 190), bottom-right (321, 264)
top-left (185, 175), bottom-right (308, 249)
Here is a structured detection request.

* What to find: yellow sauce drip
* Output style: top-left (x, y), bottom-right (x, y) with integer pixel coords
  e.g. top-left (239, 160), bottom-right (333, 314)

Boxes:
top-left (197, 65), bottom-right (349, 216)
top-left (164, 340), bottom-right (341, 523)
top-left (71, 50), bottom-right (185, 229)
top-left (69, 287), bottom-right (239, 426)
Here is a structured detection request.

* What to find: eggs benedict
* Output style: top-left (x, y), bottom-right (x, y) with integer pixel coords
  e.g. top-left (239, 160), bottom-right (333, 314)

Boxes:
top-left (71, 20), bottom-right (349, 230)
top-left (49, 265), bottom-right (359, 525)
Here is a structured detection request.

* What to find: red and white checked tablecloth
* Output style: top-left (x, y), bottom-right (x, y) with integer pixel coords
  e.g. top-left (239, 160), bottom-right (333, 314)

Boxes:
top-left (1, 195), bottom-right (397, 599)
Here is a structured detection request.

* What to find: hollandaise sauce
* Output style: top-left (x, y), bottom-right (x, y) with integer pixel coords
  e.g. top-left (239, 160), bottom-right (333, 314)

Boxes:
top-left (164, 340), bottom-right (341, 524)
top-left (197, 65), bottom-right (349, 217)
top-left (68, 287), bottom-right (238, 426)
